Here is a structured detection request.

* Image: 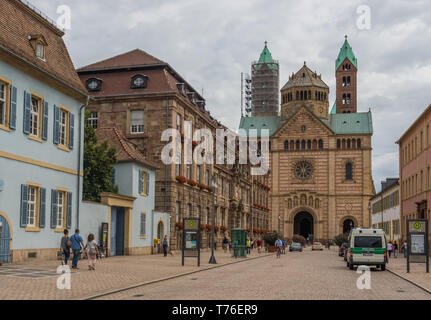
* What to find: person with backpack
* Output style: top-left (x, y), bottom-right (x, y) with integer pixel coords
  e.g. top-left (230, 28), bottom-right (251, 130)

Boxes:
top-left (70, 229), bottom-right (85, 270)
top-left (60, 229), bottom-right (71, 265)
top-left (83, 233), bottom-right (99, 270)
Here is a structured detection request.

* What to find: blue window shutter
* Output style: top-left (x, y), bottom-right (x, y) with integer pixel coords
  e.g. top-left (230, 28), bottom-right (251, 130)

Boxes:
top-left (146, 171), bottom-right (150, 195)
top-left (9, 86), bottom-right (17, 130)
top-left (66, 192), bottom-right (72, 229)
top-left (23, 91), bottom-right (31, 135)
top-left (69, 113), bottom-right (74, 149)
top-left (140, 213), bottom-right (146, 236)
top-left (39, 188), bottom-right (46, 228)
top-left (20, 184), bottom-right (29, 228)
top-left (138, 170), bottom-right (143, 194)
top-left (53, 105), bottom-right (59, 145)
top-left (50, 189), bottom-right (57, 229)
top-left (42, 101), bottom-right (48, 141)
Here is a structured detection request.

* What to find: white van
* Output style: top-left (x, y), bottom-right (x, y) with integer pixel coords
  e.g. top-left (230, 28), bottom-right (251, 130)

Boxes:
top-left (346, 228), bottom-right (387, 271)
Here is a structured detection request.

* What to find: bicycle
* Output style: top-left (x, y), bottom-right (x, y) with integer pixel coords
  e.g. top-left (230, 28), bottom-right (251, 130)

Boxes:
top-left (276, 246), bottom-right (281, 258)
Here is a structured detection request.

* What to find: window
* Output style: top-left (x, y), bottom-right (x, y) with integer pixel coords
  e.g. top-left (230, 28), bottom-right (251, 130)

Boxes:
top-left (186, 165), bottom-right (191, 180)
top-left (86, 112), bottom-right (98, 129)
top-left (131, 75), bottom-right (148, 89)
top-left (27, 186), bottom-right (38, 227)
top-left (86, 78), bottom-right (102, 92)
top-left (318, 139), bottom-right (323, 149)
top-left (176, 113), bottom-right (182, 132)
top-left (36, 42), bottom-right (45, 60)
top-left (140, 170), bottom-right (149, 195)
top-left (284, 140), bottom-right (289, 150)
top-left (59, 108), bottom-right (69, 146)
top-left (56, 191), bottom-right (66, 229)
top-left (0, 81), bottom-right (7, 127)
top-left (30, 96), bottom-right (41, 137)
top-left (345, 162), bottom-right (353, 180)
top-left (140, 212), bottom-right (146, 237)
top-left (130, 110), bottom-right (145, 134)
top-left (196, 165), bottom-right (201, 182)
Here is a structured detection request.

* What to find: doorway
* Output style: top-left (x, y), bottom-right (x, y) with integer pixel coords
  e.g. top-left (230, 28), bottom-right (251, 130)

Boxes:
top-left (110, 207), bottom-right (125, 256)
top-left (294, 212), bottom-right (314, 239)
top-left (0, 215), bottom-right (11, 264)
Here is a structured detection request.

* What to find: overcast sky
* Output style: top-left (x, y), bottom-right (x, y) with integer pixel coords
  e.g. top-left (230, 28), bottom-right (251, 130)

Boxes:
top-left (31, 0), bottom-right (431, 192)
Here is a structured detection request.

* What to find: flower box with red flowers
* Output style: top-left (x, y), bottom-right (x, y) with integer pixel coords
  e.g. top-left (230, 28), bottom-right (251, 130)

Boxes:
top-left (205, 224), bottom-right (212, 231)
top-left (220, 226), bottom-right (228, 232)
top-left (198, 183), bottom-right (206, 190)
top-left (214, 226), bottom-right (220, 233)
top-left (176, 222), bottom-right (183, 230)
top-left (200, 224), bottom-right (206, 231)
top-left (187, 179), bottom-right (197, 187)
top-left (176, 175), bottom-right (187, 184)
top-left (253, 228), bottom-right (259, 234)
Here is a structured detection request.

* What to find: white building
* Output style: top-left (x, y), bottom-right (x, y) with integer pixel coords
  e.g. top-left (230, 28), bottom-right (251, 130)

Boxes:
top-left (370, 178), bottom-right (401, 243)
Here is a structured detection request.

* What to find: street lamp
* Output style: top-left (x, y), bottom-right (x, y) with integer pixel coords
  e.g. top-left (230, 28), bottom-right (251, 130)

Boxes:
top-left (209, 174), bottom-right (217, 264)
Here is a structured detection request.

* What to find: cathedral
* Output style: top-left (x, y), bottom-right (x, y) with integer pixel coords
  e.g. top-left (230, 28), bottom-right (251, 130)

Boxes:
top-left (239, 37), bottom-right (375, 241)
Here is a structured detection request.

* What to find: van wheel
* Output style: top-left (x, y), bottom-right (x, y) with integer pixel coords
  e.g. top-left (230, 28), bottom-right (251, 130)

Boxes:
top-left (381, 264), bottom-right (386, 271)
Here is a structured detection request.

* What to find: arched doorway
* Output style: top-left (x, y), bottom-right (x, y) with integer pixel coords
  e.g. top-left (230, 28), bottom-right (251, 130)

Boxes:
top-left (343, 219), bottom-right (355, 234)
top-left (0, 213), bottom-right (12, 264)
top-left (294, 212), bottom-right (314, 239)
top-left (157, 220), bottom-right (164, 240)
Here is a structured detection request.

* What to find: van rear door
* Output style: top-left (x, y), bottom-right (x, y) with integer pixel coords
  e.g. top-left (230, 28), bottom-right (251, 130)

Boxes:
top-left (354, 236), bottom-right (384, 263)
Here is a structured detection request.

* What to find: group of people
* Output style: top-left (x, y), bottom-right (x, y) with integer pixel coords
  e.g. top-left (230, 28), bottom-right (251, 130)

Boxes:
top-left (221, 237), bottom-right (264, 254)
top-left (387, 240), bottom-right (409, 258)
top-left (60, 229), bottom-right (100, 270)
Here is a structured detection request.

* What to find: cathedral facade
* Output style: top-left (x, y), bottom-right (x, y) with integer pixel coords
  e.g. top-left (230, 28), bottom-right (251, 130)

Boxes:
top-left (240, 37), bottom-right (375, 241)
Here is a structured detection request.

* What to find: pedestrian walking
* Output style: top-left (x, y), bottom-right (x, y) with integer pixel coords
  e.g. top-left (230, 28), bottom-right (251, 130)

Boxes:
top-left (327, 241), bottom-right (331, 250)
top-left (257, 239), bottom-right (262, 254)
top-left (393, 242), bottom-right (398, 258)
top-left (162, 235), bottom-right (169, 257)
top-left (222, 237), bottom-right (229, 253)
top-left (402, 240), bottom-right (408, 258)
top-left (246, 239), bottom-right (251, 254)
top-left (83, 233), bottom-right (99, 270)
top-left (275, 238), bottom-right (283, 258)
top-left (70, 229), bottom-right (84, 270)
top-left (387, 241), bottom-right (393, 258)
top-left (60, 229), bottom-right (71, 265)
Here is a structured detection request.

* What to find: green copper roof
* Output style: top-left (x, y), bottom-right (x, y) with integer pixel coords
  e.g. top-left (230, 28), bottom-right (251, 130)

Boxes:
top-left (336, 36), bottom-right (358, 70)
top-left (328, 112), bottom-right (373, 134)
top-left (330, 102), bottom-right (337, 114)
top-left (259, 42), bottom-right (274, 64)
top-left (239, 116), bottom-right (285, 137)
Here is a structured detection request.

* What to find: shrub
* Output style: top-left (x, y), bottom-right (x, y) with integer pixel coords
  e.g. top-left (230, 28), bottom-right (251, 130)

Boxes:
top-left (262, 231), bottom-right (282, 246)
top-left (291, 234), bottom-right (307, 246)
top-left (334, 234), bottom-right (348, 247)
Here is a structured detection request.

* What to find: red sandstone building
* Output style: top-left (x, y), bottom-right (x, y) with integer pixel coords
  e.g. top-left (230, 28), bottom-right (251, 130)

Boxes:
top-left (397, 104), bottom-right (431, 253)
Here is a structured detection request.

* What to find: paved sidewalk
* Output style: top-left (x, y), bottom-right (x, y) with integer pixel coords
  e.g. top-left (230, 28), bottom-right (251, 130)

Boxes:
top-left (386, 255), bottom-right (431, 292)
top-left (0, 250), bottom-right (271, 300)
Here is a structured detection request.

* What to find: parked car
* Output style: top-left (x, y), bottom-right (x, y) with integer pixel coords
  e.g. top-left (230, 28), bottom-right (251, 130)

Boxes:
top-left (289, 242), bottom-right (303, 252)
top-left (339, 243), bottom-right (349, 256)
top-left (312, 242), bottom-right (324, 250)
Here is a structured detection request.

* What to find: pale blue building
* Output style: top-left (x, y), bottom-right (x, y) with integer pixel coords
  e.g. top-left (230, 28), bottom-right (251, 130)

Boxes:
top-left (0, 0), bottom-right (88, 263)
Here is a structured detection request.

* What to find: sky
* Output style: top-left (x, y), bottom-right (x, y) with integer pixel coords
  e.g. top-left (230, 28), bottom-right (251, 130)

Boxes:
top-left (30, 0), bottom-right (431, 192)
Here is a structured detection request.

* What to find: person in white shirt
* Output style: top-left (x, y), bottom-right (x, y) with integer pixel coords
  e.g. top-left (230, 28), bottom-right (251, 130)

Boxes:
top-left (387, 242), bottom-right (393, 258)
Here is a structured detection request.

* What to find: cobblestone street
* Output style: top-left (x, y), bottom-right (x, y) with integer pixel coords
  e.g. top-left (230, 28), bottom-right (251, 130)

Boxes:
top-left (96, 248), bottom-right (431, 300)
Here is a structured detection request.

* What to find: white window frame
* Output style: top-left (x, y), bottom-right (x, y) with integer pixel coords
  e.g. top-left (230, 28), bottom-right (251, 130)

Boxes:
top-left (27, 186), bottom-right (38, 227)
top-left (130, 110), bottom-right (145, 134)
top-left (56, 191), bottom-right (65, 229)
top-left (30, 97), bottom-right (40, 137)
top-left (0, 81), bottom-right (6, 126)
top-left (59, 108), bottom-right (68, 146)
top-left (87, 112), bottom-right (98, 129)
top-left (36, 42), bottom-right (45, 60)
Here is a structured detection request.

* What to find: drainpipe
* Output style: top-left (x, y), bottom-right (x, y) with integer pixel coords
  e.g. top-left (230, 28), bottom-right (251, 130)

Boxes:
top-left (76, 96), bottom-right (90, 229)
top-left (165, 98), bottom-right (169, 212)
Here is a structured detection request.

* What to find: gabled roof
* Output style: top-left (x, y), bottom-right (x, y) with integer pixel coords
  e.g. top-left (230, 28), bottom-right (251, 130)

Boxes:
top-left (324, 111), bottom-right (373, 135)
top-left (336, 36), bottom-right (358, 70)
top-left (0, 0), bottom-right (87, 96)
top-left (239, 116), bottom-right (285, 138)
top-left (77, 49), bottom-right (166, 72)
top-left (95, 127), bottom-right (158, 169)
top-left (281, 63), bottom-right (329, 90)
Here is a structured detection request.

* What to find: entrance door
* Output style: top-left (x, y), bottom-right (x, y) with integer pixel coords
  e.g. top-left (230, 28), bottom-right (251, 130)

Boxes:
top-left (0, 215), bottom-right (11, 264)
top-left (110, 207), bottom-right (125, 256)
top-left (157, 221), bottom-right (164, 241)
top-left (294, 212), bottom-right (314, 239)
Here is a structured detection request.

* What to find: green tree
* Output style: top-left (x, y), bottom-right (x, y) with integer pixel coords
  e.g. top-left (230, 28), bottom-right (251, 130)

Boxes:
top-left (83, 111), bottom-right (118, 202)
top-left (333, 234), bottom-right (349, 247)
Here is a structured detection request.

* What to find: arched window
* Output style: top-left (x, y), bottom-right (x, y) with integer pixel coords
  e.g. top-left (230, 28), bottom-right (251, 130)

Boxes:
top-left (290, 140), bottom-right (294, 150)
top-left (347, 139), bottom-right (351, 149)
top-left (308, 91), bottom-right (312, 99)
top-left (342, 94), bottom-right (347, 105)
top-left (342, 139), bottom-right (346, 149)
top-left (301, 140), bottom-right (306, 150)
top-left (347, 76), bottom-right (351, 86)
top-left (346, 162), bottom-right (353, 180)
top-left (296, 91), bottom-right (299, 100)
top-left (307, 140), bottom-right (312, 149)
top-left (300, 91), bottom-right (304, 100)
top-left (357, 139), bottom-right (361, 149)
top-left (313, 139), bottom-right (317, 149)
top-left (296, 140), bottom-right (300, 150)
top-left (337, 139), bottom-right (341, 149)
top-left (342, 76), bottom-right (346, 87)
top-left (318, 139), bottom-right (323, 149)
top-left (284, 140), bottom-right (289, 150)
top-left (352, 139), bottom-right (356, 149)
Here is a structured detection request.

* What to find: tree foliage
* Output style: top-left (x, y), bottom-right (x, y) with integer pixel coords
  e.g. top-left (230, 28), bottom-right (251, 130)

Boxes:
top-left (83, 111), bottom-right (118, 202)
top-left (333, 234), bottom-right (349, 247)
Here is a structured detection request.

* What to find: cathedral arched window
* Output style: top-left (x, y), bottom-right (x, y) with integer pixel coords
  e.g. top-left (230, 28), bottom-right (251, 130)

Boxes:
top-left (301, 194), bottom-right (307, 205)
top-left (318, 139), bottom-right (323, 149)
top-left (296, 91), bottom-right (299, 100)
top-left (309, 196), bottom-right (313, 207)
top-left (342, 94), bottom-right (347, 105)
top-left (284, 140), bottom-right (289, 150)
top-left (308, 91), bottom-right (312, 100)
top-left (313, 140), bottom-right (317, 149)
top-left (347, 139), bottom-right (351, 149)
top-left (337, 139), bottom-right (341, 149)
top-left (296, 140), bottom-right (300, 150)
top-left (357, 139), bottom-right (361, 149)
top-left (346, 94), bottom-right (351, 104)
top-left (301, 140), bottom-right (306, 150)
top-left (315, 91), bottom-right (318, 100)
top-left (307, 140), bottom-right (312, 149)
top-left (315, 199), bottom-right (320, 209)
top-left (347, 76), bottom-right (351, 86)
top-left (352, 139), bottom-right (356, 149)
top-left (293, 196), bottom-right (298, 206)
top-left (291, 140), bottom-right (294, 150)
top-left (318, 92), bottom-right (321, 101)
top-left (346, 162), bottom-right (353, 180)
top-left (342, 76), bottom-right (346, 87)
top-left (342, 139), bottom-right (346, 149)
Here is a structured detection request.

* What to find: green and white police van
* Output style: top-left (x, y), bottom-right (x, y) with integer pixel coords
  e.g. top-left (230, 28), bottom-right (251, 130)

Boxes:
top-left (346, 228), bottom-right (387, 271)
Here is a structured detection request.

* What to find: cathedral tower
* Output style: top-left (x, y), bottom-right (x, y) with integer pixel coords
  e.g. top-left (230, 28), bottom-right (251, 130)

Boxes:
top-left (280, 62), bottom-right (329, 119)
top-left (335, 36), bottom-right (358, 114)
top-left (251, 42), bottom-right (280, 117)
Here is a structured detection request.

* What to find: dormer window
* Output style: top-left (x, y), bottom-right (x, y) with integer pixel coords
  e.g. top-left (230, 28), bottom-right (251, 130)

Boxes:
top-left (36, 42), bottom-right (45, 60)
top-left (176, 83), bottom-right (186, 96)
top-left (29, 35), bottom-right (48, 61)
top-left (86, 78), bottom-right (103, 92)
top-left (187, 92), bottom-right (196, 104)
top-left (131, 74), bottom-right (148, 89)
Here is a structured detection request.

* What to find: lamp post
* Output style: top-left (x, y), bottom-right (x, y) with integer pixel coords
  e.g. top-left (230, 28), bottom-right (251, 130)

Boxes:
top-left (209, 174), bottom-right (217, 264)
